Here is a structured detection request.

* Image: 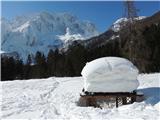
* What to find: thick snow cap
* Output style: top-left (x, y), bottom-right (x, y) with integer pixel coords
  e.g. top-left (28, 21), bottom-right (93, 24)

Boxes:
top-left (81, 57), bottom-right (139, 92)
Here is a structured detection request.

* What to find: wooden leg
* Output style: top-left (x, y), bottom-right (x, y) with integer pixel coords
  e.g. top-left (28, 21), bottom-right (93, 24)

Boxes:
top-left (87, 98), bottom-right (91, 106)
top-left (122, 97), bottom-right (127, 105)
top-left (131, 96), bottom-right (136, 103)
top-left (116, 97), bottom-right (118, 108)
top-left (92, 97), bottom-right (97, 107)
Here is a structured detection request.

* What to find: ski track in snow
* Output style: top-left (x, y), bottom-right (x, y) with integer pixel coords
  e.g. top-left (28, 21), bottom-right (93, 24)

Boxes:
top-left (1, 74), bottom-right (160, 119)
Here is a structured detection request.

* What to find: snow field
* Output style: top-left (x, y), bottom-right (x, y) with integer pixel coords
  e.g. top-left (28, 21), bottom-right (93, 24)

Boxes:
top-left (1, 73), bottom-right (160, 119)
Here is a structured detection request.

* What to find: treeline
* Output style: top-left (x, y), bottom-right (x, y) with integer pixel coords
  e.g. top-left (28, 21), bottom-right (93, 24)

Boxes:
top-left (1, 40), bottom-right (120, 81)
top-left (1, 23), bottom-right (160, 81)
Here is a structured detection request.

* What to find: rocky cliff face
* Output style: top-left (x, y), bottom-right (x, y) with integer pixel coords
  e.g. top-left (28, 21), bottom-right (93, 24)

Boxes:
top-left (1, 12), bottom-right (99, 60)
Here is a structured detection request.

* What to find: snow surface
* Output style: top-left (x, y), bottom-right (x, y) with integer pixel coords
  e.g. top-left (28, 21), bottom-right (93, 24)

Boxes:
top-left (0, 50), bottom-right (5, 54)
top-left (110, 35), bottom-right (119, 40)
top-left (57, 27), bottom-right (85, 43)
top-left (1, 73), bottom-right (160, 119)
top-left (111, 16), bottom-right (146, 32)
top-left (81, 57), bottom-right (139, 92)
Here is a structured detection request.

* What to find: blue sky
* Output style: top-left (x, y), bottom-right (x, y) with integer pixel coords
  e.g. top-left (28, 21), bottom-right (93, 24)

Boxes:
top-left (2, 1), bottom-right (160, 32)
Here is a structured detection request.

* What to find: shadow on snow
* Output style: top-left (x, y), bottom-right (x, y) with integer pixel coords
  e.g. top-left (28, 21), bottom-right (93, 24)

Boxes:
top-left (137, 87), bottom-right (160, 105)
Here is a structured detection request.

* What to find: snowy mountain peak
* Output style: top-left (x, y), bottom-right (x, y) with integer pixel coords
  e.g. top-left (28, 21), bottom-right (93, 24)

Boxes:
top-left (57, 27), bottom-right (84, 43)
top-left (1, 12), bottom-right (99, 61)
top-left (111, 16), bottom-right (146, 32)
top-left (66, 27), bottom-right (71, 35)
top-left (13, 21), bottom-right (30, 32)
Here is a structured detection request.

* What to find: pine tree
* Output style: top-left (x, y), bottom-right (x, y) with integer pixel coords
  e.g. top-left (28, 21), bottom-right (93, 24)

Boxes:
top-left (47, 49), bottom-right (55, 76)
top-left (1, 57), bottom-right (16, 80)
top-left (27, 54), bottom-right (32, 65)
top-left (24, 54), bottom-right (32, 79)
top-left (34, 51), bottom-right (47, 78)
top-left (15, 59), bottom-right (23, 79)
top-left (53, 49), bottom-right (59, 76)
top-left (64, 58), bottom-right (75, 76)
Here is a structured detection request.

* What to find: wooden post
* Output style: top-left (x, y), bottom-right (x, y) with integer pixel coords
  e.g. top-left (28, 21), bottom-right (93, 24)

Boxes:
top-left (116, 97), bottom-right (118, 108)
top-left (131, 96), bottom-right (136, 103)
top-left (122, 97), bottom-right (127, 105)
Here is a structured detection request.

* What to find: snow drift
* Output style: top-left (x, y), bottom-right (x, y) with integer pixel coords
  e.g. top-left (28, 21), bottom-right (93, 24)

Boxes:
top-left (81, 57), bottom-right (139, 92)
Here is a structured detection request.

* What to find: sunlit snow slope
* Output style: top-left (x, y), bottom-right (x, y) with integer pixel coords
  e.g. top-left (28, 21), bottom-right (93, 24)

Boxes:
top-left (1, 12), bottom-right (98, 61)
top-left (1, 73), bottom-right (160, 119)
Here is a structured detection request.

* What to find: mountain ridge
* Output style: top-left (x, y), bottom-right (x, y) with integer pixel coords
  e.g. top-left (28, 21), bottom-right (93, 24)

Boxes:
top-left (1, 11), bottom-right (99, 61)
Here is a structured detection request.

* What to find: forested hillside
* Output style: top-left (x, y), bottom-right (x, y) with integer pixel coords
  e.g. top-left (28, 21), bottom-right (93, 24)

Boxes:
top-left (1, 11), bottom-right (160, 81)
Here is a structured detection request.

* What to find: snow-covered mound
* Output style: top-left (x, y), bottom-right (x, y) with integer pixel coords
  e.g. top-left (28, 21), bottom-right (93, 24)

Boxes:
top-left (81, 57), bottom-right (139, 92)
top-left (1, 73), bottom-right (160, 119)
top-left (111, 16), bottom-right (146, 32)
top-left (1, 12), bottom-right (99, 61)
